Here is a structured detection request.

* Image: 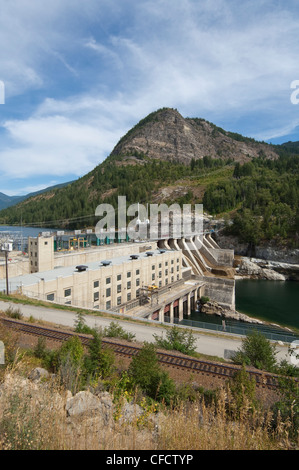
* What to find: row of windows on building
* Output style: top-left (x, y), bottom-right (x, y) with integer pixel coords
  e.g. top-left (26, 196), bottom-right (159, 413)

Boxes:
top-left (46, 260), bottom-right (181, 309)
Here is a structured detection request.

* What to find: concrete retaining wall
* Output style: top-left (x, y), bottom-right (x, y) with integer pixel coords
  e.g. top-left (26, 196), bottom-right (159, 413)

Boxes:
top-left (202, 276), bottom-right (235, 310)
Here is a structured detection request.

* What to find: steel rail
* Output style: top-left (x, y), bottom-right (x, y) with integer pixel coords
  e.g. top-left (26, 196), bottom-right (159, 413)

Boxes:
top-left (0, 316), bottom-right (288, 389)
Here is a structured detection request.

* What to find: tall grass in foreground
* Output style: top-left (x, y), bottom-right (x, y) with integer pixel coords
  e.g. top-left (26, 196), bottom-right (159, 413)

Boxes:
top-left (0, 366), bottom-right (297, 450)
top-left (157, 389), bottom-right (293, 451)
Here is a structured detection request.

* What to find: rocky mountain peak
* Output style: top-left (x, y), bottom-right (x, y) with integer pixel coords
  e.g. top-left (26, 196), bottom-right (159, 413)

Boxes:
top-left (110, 107), bottom-right (278, 164)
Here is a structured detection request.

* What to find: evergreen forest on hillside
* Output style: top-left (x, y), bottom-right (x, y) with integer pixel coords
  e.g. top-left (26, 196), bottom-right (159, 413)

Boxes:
top-left (0, 150), bottom-right (298, 248)
top-left (0, 155), bottom-right (233, 228)
top-left (203, 153), bottom-right (299, 246)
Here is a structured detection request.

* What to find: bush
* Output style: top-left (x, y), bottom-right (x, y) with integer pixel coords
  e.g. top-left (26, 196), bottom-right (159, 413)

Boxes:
top-left (103, 321), bottom-right (136, 342)
top-left (5, 306), bottom-right (23, 320)
top-left (272, 375), bottom-right (299, 438)
top-left (74, 312), bottom-right (94, 335)
top-left (227, 365), bottom-right (259, 419)
top-left (0, 323), bottom-right (20, 366)
top-left (84, 330), bottom-right (115, 380)
top-left (153, 326), bottom-right (197, 355)
top-left (33, 337), bottom-right (47, 359)
top-left (232, 330), bottom-right (277, 372)
top-left (128, 342), bottom-right (176, 404)
top-left (55, 336), bottom-right (85, 393)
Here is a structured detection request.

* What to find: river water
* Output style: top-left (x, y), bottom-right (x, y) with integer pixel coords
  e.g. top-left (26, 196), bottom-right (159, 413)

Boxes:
top-left (235, 279), bottom-right (299, 332)
top-left (0, 225), bottom-right (58, 250)
top-left (185, 279), bottom-right (299, 336)
top-left (0, 225), bottom-right (57, 237)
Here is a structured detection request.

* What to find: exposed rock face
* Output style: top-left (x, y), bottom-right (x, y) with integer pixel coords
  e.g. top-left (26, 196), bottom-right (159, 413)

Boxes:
top-left (215, 232), bottom-right (299, 265)
top-left (201, 300), bottom-right (264, 324)
top-left (0, 370), bottom-right (169, 450)
top-left (233, 257), bottom-right (299, 281)
top-left (111, 108), bottom-right (278, 164)
top-left (236, 258), bottom-right (286, 281)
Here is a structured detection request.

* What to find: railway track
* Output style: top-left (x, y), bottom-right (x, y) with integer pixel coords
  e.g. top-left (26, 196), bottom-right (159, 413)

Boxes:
top-left (0, 316), bottom-right (284, 390)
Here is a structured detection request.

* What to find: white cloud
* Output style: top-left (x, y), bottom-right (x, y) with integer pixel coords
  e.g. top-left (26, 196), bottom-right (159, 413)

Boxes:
top-left (84, 38), bottom-right (123, 69)
top-left (0, 115), bottom-right (116, 179)
top-left (1, 0), bottom-right (299, 194)
top-left (0, 0), bottom-right (104, 98)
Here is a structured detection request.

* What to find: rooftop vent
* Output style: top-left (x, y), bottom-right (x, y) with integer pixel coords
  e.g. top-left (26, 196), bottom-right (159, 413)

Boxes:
top-left (130, 254), bottom-right (139, 260)
top-left (101, 260), bottom-right (112, 266)
top-left (76, 265), bottom-right (88, 272)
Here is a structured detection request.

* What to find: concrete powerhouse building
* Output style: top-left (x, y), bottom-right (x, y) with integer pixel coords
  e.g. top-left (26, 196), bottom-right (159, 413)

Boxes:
top-left (0, 229), bottom-right (234, 323)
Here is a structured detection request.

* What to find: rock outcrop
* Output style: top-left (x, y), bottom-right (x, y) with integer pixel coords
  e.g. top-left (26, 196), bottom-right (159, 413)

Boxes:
top-left (201, 300), bottom-right (264, 324)
top-left (236, 258), bottom-right (287, 281)
top-left (0, 368), bottom-right (165, 449)
top-left (215, 232), bottom-right (299, 266)
top-left (233, 257), bottom-right (299, 281)
top-left (111, 108), bottom-right (278, 164)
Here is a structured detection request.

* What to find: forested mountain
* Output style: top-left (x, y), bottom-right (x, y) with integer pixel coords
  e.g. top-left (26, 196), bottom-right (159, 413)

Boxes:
top-left (0, 108), bottom-right (297, 247)
top-left (0, 192), bottom-right (21, 211)
top-left (0, 181), bottom-right (73, 211)
top-left (203, 155), bottom-right (299, 246)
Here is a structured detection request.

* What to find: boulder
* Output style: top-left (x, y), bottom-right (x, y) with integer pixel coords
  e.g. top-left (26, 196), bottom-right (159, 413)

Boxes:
top-left (201, 300), bottom-right (224, 316)
top-left (97, 391), bottom-right (114, 425)
top-left (66, 390), bottom-right (102, 417)
top-left (261, 269), bottom-right (285, 281)
top-left (118, 401), bottom-right (143, 425)
top-left (28, 367), bottom-right (50, 382)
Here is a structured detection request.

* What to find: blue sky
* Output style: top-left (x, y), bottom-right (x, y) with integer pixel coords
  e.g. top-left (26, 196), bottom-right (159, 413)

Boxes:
top-left (0, 0), bottom-right (299, 196)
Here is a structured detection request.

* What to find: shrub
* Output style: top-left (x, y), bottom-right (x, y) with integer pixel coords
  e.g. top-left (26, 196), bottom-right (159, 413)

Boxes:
top-left (153, 326), bottom-right (197, 355)
top-left (272, 375), bottom-right (299, 438)
top-left (56, 336), bottom-right (85, 393)
top-left (74, 312), bottom-right (94, 335)
top-left (0, 322), bottom-right (20, 366)
top-left (84, 330), bottom-right (115, 380)
top-left (103, 321), bottom-right (136, 342)
top-left (232, 330), bottom-right (277, 372)
top-left (226, 364), bottom-right (259, 419)
top-left (33, 337), bottom-right (47, 359)
top-left (128, 342), bottom-right (176, 404)
top-left (5, 306), bottom-right (23, 320)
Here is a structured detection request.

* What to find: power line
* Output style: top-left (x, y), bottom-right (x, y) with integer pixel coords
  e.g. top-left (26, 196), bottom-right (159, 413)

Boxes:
top-left (0, 213), bottom-right (98, 228)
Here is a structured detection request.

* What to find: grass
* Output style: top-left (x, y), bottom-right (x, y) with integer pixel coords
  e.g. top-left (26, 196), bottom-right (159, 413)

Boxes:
top-left (0, 318), bottom-right (298, 451)
top-left (0, 363), bottom-right (296, 450)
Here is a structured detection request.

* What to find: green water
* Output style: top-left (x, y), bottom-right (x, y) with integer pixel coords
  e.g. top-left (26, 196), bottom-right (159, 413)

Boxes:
top-left (235, 280), bottom-right (299, 332)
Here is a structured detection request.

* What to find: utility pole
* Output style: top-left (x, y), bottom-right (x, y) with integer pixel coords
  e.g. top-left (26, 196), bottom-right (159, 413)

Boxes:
top-left (5, 249), bottom-right (9, 295)
top-left (1, 240), bottom-right (13, 295)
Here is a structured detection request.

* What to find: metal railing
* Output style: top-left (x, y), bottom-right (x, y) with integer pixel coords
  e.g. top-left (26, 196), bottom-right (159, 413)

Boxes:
top-left (3, 288), bottom-right (298, 344)
top-left (162, 315), bottom-right (299, 344)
